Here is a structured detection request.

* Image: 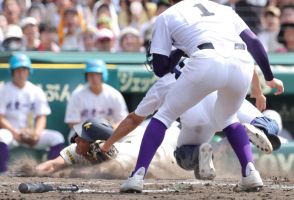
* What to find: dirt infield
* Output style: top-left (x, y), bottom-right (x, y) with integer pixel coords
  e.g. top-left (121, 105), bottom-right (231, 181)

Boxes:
top-left (2, 141), bottom-right (293, 200)
top-left (0, 176), bottom-right (293, 200)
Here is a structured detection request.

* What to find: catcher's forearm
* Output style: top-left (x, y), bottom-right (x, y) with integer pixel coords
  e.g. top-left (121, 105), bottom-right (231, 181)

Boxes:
top-left (251, 67), bottom-right (263, 98)
top-left (103, 112), bottom-right (145, 151)
top-left (152, 49), bottom-right (185, 77)
top-left (34, 115), bottom-right (46, 137)
top-left (0, 115), bottom-right (18, 135)
top-left (240, 29), bottom-right (274, 81)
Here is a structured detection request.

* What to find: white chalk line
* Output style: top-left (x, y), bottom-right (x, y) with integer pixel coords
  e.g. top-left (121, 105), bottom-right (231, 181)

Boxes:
top-left (4, 179), bottom-right (294, 194)
top-left (74, 180), bottom-right (294, 194)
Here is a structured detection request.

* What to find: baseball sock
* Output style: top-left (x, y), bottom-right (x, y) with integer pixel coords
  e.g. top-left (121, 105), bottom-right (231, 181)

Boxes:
top-left (47, 143), bottom-right (64, 160)
top-left (0, 142), bottom-right (9, 172)
top-left (132, 118), bottom-right (167, 177)
top-left (223, 122), bottom-right (254, 177)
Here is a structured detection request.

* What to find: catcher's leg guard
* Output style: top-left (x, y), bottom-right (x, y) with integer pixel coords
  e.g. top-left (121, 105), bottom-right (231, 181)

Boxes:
top-left (0, 142), bottom-right (9, 172)
top-left (174, 143), bottom-right (215, 180)
top-left (174, 145), bottom-right (199, 171)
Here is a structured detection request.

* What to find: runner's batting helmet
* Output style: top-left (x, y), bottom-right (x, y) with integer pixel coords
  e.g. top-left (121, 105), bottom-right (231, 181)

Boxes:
top-left (85, 59), bottom-right (108, 82)
top-left (9, 54), bottom-right (33, 74)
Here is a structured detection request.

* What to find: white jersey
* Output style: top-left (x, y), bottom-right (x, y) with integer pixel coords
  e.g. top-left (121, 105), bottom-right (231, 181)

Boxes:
top-left (151, 0), bottom-right (249, 57)
top-left (0, 81), bottom-right (51, 129)
top-left (60, 143), bottom-right (89, 165)
top-left (114, 133), bottom-right (178, 171)
top-left (178, 92), bottom-right (263, 146)
top-left (65, 83), bottom-right (128, 124)
top-left (134, 73), bottom-right (263, 147)
top-left (135, 73), bottom-right (175, 117)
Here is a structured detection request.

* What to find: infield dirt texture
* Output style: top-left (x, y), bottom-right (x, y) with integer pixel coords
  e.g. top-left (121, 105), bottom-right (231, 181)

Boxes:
top-left (1, 141), bottom-right (293, 200)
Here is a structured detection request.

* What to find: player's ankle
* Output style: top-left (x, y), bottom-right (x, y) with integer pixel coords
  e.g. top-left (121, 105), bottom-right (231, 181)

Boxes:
top-left (245, 162), bottom-right (255, 177)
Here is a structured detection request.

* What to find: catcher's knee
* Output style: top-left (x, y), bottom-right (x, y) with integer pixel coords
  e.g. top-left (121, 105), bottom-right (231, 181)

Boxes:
top-left (173, 145), bottom-right (200, 171)
top-left (52, 131), bottom-right (65, 145)
top-left (0, 129), bottom-right (13, 144)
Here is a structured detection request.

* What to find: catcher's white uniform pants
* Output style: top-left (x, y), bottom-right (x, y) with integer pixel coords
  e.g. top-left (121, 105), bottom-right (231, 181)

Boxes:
top-left (154, 49), bottom-right (254, 132)
top-left (0, 129), bottom-right (64, 150)
top-left (177, 95), bottom-right (263, 147)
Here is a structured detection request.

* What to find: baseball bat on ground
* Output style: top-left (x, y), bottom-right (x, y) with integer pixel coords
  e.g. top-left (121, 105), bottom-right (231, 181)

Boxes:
top-left (18, 183), bottom-right (79, 193)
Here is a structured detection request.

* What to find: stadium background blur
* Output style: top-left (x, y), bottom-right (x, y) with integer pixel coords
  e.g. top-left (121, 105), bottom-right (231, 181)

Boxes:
top-left (0, 0), bottom-right (293, 156)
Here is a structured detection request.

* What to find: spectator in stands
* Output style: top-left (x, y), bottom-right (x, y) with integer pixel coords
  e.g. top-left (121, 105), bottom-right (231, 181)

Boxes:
top-left (86, 0), bottom-right (96, 10)
top-left (0, 54), bottom-right (65, 173)
top-left (95, 27), bottom-right (115, 52)
top-left (266, 0), bottom-right (279, 7)
top-left (258, 6), bottom-right (283, 52)
top-left (155, 0), bottom-right (170, 14)
top-left (118, 0), bottom-right (157, 30)
top-left (96, 14), bottom-right (112, 30)
top-left (275, 0), bottom-right (294, 9)
top-left (118, 27), bottom-right (142, 52)
top-left (65, 59), bottom-right (128, 142)
top-left (280, 4), bottom-right (294, 23)
top-left (59, 8), bottom-right (84, 51)
top-left (18, 0), bottom-right (31, 18)
top-left (140, 0), bottom-right (170, 50)
top-left (1, 24), bottom-right (24, 51)
top-left (45, 0), bottom-right (73, 28)
top-left (37, 23), bottom-right (60, 52)
top-left (0, 14), bottom-right (7, 43)
top-left (26, 3), bottom-right (46, 25)
top-left (277, 22), bottom-right (294, 52)
top-left (72, 0), bottom-right (93, 26)
top-left (224, 0), bottom-right (263, 34)
top-left (2, 0), bottom-right (22, 25)
top-left (92, 0), bottom-right (120, 37)
top-left (20, 17), bottom-right (40, 51)
top-left (80, 24), bottom-right (98, 51)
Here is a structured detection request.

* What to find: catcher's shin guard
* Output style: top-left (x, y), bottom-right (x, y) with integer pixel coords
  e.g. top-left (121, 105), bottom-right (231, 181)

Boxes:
top-left (174, 143), bottom-right (215, 180)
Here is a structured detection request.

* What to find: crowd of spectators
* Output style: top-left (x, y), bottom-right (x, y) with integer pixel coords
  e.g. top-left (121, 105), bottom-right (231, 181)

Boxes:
top-left (0, 0), bottom-right (293, 53)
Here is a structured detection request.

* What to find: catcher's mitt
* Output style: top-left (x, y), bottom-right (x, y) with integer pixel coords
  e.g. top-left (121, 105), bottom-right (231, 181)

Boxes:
top-left (20, 128), bottom-right (38, 146)
top-left (87, 140), bottom-right (118, 163)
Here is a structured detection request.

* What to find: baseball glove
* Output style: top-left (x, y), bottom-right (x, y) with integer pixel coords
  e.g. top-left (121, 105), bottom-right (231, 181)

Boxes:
top-left (20, 128), bottom-right (38, 146)
top-left (87, 140), bottom-right (118, 163)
